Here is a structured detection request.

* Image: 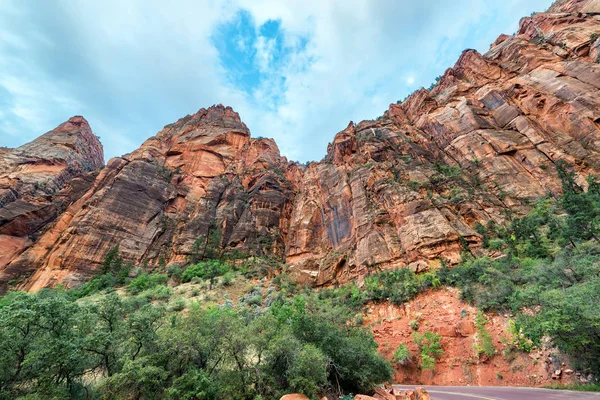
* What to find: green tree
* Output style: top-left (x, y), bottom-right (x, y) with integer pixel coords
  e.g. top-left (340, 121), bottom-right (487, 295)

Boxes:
top-left (557, 161), bottom-right (600, 244)
top-left (393, 343), bottom-right (412, 366)
top-left (0, 293), bottom-right (39, 395)
top-left (102, 245), bottom-right (123, 274)
top-left (0, 291), bottom-right (93, 397)
top-left (182, 261), bottom-right (229, 289)
top-left (413, 331), bottom-right (443, 371)
top-left (287, 344), bottom-right (328, 398)
top-left (165, 368), bottom-right (218, 400)
top-left (84, 293), bottom-right (127, 376)
top-left (100, 356), bottom-right (168, 400)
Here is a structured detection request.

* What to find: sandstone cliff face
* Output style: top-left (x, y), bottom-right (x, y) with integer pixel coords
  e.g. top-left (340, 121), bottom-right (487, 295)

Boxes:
top-left (0, 117), bottom-right (103, 287)
top-left (1, 0), bottom-right (600, 291)
top-left (2, 105), bottom-right (296, 291)
top-left (286, 0), bottom-right (600, 284)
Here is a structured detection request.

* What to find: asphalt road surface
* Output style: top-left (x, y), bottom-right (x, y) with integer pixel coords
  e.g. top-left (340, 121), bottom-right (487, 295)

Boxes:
top-left (394, 385), bottom-right (600, 400)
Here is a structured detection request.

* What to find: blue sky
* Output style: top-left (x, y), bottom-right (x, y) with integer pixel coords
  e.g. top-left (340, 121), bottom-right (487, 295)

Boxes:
top-left (0, 0), bottom-right (553, 162)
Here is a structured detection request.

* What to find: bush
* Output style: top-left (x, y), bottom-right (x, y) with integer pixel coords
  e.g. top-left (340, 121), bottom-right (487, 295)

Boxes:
top-left (409, 320), bottom-right (419, 331)
top-left (221, 271), bottom-right (234, 286)
top-left (170, 297), bottom-right (186, 312)
top-left (474, 311), bottom-right (495, 358)
top-left (182, 261), bottom-right (230, 289)
top-left (504, 319), bottom-right (533, 353)
top-left (393, 344), bottom-right (412, 366)
top-left (246, 295), bottom-right (262, 306)
top-left (140, 284), bottom-right (172, 301)
top-left (127, 273), bottom-right (168, 294)
top-left (364, 268), bottom-right (437, 305)
top-left (421, 354), bottom-right (436, 371)
top-left (166, 265), bottom-right (182, 280)
top-left (413, 331), bottom-right (443, 371)
top-left (488, 238), bottom-right (505, 251)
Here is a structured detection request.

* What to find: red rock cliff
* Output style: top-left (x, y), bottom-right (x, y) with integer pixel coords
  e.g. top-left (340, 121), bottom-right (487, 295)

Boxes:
top-left (1, 0), bottom-right (600, 290)
top-left (0, 116), bottom-right (104, 284)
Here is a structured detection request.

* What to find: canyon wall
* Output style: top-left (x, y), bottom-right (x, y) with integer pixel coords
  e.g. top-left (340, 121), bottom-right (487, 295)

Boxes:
top-left (1, 0), bottom-right (599, 291)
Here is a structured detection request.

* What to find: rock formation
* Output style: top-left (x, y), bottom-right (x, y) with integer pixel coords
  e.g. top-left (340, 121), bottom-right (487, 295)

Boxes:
top-left (1, 0), bottom-right (600, 291)
top-left (0, 117), bottom-right (103, 288)
top-left (1, 106), bottom-right (296, 291)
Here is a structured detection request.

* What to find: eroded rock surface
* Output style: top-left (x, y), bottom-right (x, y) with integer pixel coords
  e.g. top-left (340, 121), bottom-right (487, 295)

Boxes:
top-left (1, 0), bottom-right (600, 290)
top-left (0, 117), bottom-right (103, 288)
top-left (286, 0), bottom-right (600, 285)
top-left (368, 289), bottom-right (577, 386)
top-left (2, 105), bottom-right (296, 291)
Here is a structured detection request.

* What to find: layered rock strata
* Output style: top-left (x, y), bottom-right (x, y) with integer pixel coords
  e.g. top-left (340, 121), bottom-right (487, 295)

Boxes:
top-left (1, 0), bottom-right (600, 290)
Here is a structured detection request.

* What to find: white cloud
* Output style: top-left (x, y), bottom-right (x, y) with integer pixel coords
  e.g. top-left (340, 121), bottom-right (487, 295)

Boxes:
top-left (0, 0), bottom-right (554, 161)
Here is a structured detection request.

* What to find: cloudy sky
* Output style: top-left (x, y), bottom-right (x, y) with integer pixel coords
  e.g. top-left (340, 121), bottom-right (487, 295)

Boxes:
top-left (1, 0), bottom-right (553, 162)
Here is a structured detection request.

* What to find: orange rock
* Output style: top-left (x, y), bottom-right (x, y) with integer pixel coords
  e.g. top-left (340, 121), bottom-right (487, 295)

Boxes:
top-left (280, 395), bottom-right (310, 400)
top-left (388, 388), bottom-right (416, 400)
top-left (455, 319), bottom-right (476, 337)
top-left (373, 387), bottom-right (396, 400)
top-left (2, 4), bottom-right (600, 293)
top-left (400, 390), bottom-right (416, 400)
top-left (415, 388), bottom-right (431, 400)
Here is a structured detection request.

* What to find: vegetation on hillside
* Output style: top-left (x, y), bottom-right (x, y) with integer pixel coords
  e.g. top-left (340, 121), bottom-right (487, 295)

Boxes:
top-left (2, 162), bottom-right (600, 398)
top-left (438, 162), bottom-right (600, 375)
top-left (319, 161), bottom-right (600, 377)
top-left (0, 262), bottom-right (391, 399)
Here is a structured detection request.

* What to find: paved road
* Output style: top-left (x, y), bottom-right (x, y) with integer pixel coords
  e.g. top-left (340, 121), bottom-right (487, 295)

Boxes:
top-left (394, 385), bottom-right (600, 400)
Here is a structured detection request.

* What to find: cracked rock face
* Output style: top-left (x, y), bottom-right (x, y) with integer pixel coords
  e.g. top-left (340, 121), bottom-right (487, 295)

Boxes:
top-left (0, 117), bottom-right (104, 288)
top-left (1, 0), bottom-right (600, 291)
top-left (1, 105), bottom-right (297, 291)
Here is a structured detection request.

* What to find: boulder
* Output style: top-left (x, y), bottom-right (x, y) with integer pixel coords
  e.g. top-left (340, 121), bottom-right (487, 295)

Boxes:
top-left (374, 387), bottom-right (396, 400)
top-left (280, 395), bottom-right (310, 400)
top-left (415, 388), bottom-right (431, 400)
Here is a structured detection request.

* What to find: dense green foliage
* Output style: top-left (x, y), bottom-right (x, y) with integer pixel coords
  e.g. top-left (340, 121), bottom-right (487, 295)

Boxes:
top-left (181, 260), bottom-right (230, 289)
top-left (473, 311), bottom-right (495, 358)
top-left (392, 344), bottom-right (412, 365)
top-left (0, 286), bottom-right (390, 399)
top-left (439, 163), bottom-right (600, 375)
top-left (127, 273), bottom-right (169, 294)
top-left (412, 331), bottom-right (443, 371)
top-left (363, 268), bottom-right (440, 305)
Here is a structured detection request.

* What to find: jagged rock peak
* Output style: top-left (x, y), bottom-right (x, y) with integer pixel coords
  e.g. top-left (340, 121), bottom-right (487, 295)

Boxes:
top-left (11, 115), bottom-right (104, 171)
top-left (3, 1), bottom-right (600, 292)
top-left (549, 0), bottom-right (600, 13)
top-left (162, 104), bottom-right (249, 136)
top-left (0, 116), bottom-right (105, 283)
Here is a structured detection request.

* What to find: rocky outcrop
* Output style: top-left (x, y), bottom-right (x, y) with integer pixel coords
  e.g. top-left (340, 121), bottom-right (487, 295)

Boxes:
top-left (0, 117), bottom-right (103, 288)
top-left (549, 0), bottom-right (600, 13)
top-left (1, 105), bottom-right (296, 291)
top-left (367, 289), bottom-right (577, 386)
top-left (353, 386), bottom-right (426, 400)
top-left (1, 0), bottom-right (600, 290)
top-left (285, 0), bottom-right (600, 285)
